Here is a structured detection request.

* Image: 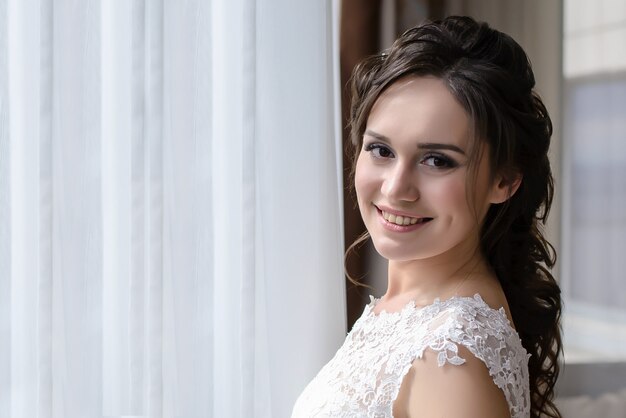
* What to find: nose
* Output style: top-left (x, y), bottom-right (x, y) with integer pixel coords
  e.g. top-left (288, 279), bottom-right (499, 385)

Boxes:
top-left (381, 162), bottom-right (419, 202)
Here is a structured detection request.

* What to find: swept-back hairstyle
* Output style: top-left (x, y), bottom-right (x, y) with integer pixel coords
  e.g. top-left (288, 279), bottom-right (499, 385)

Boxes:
top-left (347, 16), bottom-right (562, 418)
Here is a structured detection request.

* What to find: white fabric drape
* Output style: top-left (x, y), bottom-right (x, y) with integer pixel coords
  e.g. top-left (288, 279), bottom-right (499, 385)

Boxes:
top-left (0, 1), bottom-right (346, 417)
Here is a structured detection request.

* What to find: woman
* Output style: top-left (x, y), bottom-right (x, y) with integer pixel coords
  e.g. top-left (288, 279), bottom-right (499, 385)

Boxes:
top-left (292, 16), bottom-right (561, 418)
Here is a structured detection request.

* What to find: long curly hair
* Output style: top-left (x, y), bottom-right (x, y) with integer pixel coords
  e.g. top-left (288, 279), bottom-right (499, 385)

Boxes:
top-left (346, 16), bottom-right (562, 418)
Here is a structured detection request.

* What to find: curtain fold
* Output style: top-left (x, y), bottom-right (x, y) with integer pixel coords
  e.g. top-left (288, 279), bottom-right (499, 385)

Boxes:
top-left (0, 3), bottom-right (10, 418)
top-left (0, 1), bottom-right (345, 417)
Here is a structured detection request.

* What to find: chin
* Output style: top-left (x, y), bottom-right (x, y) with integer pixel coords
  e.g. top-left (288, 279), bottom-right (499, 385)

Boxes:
top-left (370, 239), bottom-right (428, 262)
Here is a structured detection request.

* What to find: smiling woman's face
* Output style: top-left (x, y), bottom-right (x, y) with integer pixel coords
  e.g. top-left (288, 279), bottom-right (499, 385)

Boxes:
top-left (355, 76), bottom-right (501, 263)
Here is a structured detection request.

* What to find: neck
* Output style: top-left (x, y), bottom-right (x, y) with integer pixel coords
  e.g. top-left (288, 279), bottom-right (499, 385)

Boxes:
top-left (383, 241), bottom-right (490, 305)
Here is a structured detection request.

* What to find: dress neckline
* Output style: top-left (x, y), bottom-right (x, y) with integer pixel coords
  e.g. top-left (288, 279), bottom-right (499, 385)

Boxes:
top-left (366, 293), bottom-right (506, 319)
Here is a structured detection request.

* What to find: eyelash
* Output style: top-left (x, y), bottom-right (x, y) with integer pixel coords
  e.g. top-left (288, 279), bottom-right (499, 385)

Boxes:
top-left (423, 154), bottom-right (458, 168)
top-left (364, 143), bottom-right (394, 159)
top-left (363, 143), bottom-right (458, 169)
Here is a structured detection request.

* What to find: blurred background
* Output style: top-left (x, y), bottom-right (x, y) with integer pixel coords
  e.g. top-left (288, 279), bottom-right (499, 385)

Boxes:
top-left (1, 0), bottom-right (625, 417)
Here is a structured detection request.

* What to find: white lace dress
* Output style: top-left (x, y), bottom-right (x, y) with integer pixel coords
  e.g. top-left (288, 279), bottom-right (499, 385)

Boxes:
top-left (291, 294), bottom-right (530, 418)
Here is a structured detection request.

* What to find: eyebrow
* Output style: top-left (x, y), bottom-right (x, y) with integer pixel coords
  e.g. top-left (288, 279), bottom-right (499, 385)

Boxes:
top-left (364, 130), bottom-right (466, 156)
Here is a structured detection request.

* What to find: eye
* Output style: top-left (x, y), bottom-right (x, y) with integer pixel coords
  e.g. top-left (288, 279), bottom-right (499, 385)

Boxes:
top-left (364, 143), bottom-right (394, 159)
top-left (421, 154), bottom-right (457, 168)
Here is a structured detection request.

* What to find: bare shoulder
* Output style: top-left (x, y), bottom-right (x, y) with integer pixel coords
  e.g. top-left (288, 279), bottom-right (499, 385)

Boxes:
top-left (457, 273), bottom-right (513, 323)
top-left (393, 346), bottom-right (511, 418)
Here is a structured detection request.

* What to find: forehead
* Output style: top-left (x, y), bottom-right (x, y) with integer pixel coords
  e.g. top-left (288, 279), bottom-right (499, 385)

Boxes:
top-left (366, 76), bottom-right (471, 148)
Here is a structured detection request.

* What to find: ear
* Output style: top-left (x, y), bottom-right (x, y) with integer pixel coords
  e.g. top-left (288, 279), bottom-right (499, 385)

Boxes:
top-left (489, 173), bottom-right (522, 204)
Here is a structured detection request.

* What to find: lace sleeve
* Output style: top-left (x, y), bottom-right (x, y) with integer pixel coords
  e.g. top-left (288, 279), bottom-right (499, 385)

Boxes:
top-left (423, 295), bottom-right (531, 418)
top-left (291, 294), bottom-right (530, 418)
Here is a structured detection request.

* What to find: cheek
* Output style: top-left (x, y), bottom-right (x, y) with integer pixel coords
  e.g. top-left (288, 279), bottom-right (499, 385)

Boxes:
top-left (354, 153), bottom-right (376, 203)
top-left (424, 177), bottom-right (482, 231)
top-left (424, 177), bottom-right (469, 213)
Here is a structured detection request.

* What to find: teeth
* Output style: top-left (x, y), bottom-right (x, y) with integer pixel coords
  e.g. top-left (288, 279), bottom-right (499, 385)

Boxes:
top-left (381, 210), bottom-right (425, 226)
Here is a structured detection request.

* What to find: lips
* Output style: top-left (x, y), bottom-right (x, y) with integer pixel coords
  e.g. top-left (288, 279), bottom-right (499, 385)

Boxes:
top-left (376, 206), bottom-right (433, 227)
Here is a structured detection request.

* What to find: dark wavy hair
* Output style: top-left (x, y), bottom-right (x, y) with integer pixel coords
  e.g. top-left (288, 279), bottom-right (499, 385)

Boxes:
top-left (346, 16), bottom-right (562, 418)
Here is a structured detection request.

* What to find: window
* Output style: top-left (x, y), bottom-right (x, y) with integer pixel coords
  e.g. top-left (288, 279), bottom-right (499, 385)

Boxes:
top-left (562, 0), bottom-right (626, 361)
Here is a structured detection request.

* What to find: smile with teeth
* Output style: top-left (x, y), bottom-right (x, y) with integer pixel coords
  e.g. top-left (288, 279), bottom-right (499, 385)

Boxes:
top-left (381, 210), bottom-right (432, 226)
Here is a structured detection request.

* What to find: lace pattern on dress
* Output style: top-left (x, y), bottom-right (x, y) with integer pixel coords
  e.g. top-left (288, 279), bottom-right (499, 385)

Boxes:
top-left (291, 294), bottom-right (530, 418)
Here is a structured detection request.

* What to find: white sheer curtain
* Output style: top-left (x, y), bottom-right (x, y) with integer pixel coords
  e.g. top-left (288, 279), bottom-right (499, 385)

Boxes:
top-left (0, 1), bottom-right (346, 417)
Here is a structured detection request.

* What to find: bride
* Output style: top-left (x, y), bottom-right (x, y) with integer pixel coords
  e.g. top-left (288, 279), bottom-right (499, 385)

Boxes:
top-left (292, 16), bottom-right (562, 418)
